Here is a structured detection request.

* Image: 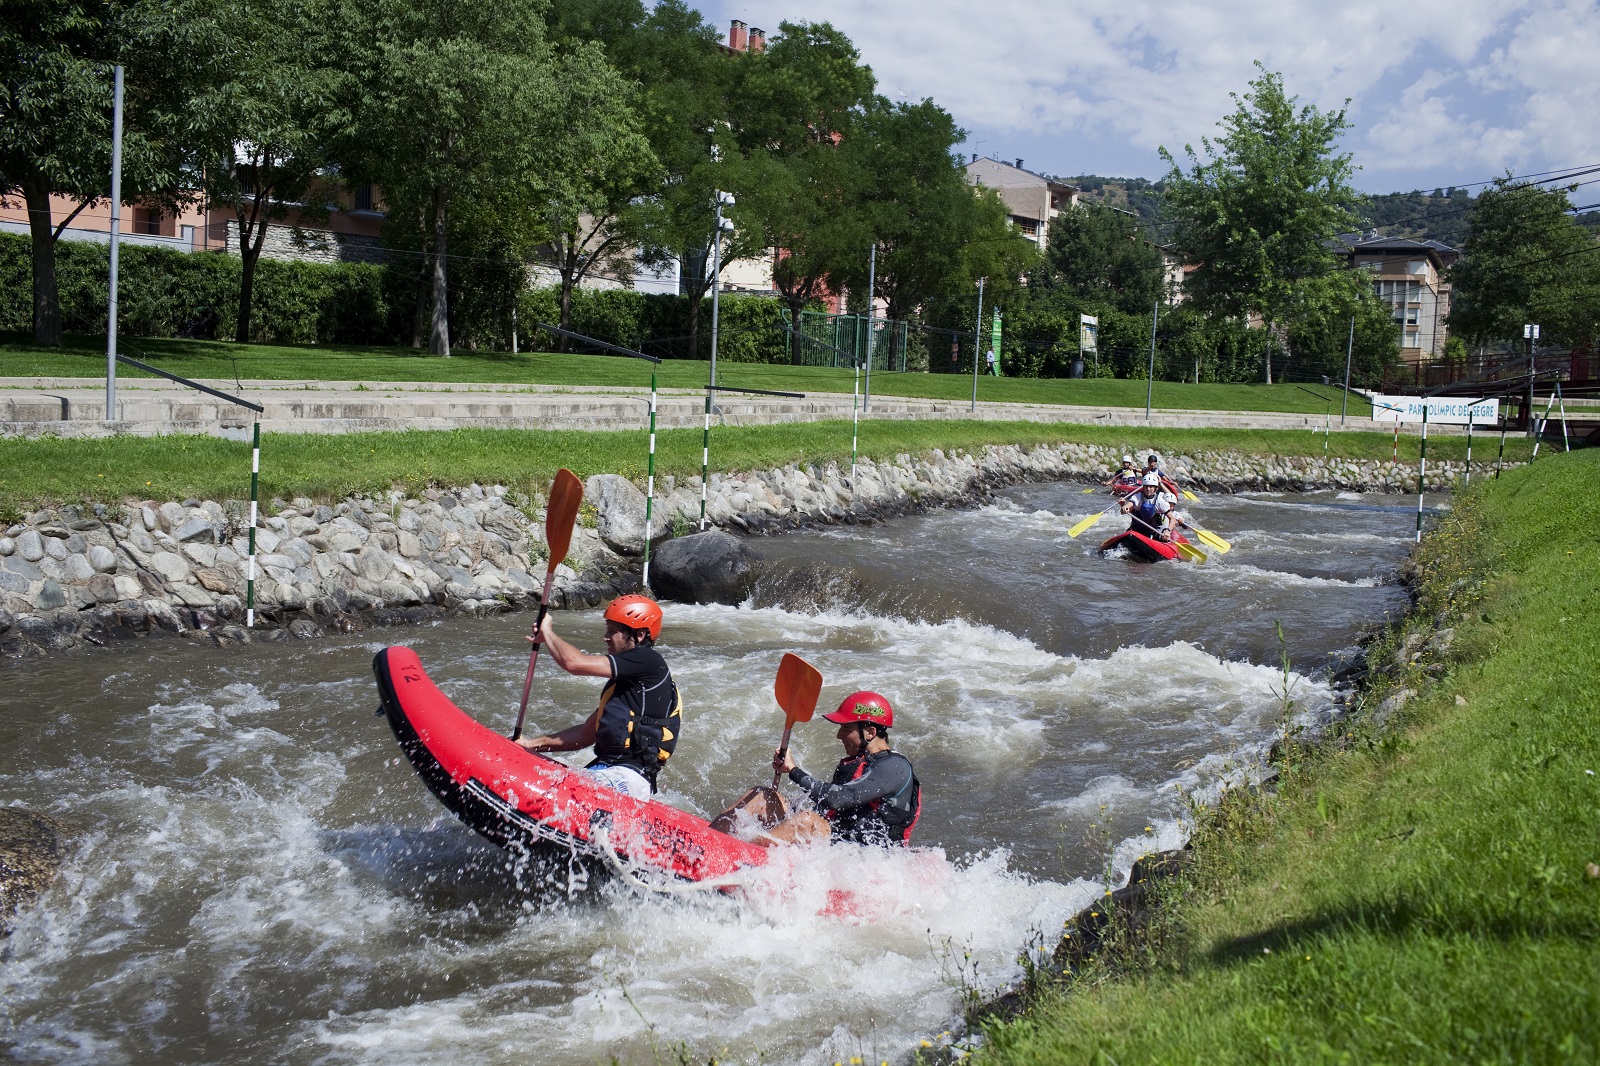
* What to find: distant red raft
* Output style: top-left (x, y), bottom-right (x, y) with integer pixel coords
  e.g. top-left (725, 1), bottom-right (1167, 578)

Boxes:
top-left (1098, 529), bottom-right (1190, 562)
top-left (372, 646), bottom-right (768, 884)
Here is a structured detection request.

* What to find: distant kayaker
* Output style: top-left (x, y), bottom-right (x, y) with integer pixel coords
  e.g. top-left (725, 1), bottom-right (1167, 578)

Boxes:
top-left (1145, 453), bottom-right (1184, 497)
top-left (773, 691), bottom-right (922, 846)
top-left (1104, 454), bottom-right (1141, 494)
top-left (513, 594), bottom-right (680, 800)
top-left (1120, 473), bottom-right (1176, 541)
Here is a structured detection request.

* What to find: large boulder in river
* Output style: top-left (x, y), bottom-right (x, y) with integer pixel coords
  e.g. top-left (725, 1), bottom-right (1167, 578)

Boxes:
top-left (586, 474), bottom-right (649, 556)
top-left (0, 808), bottom-right (68, 935)
top-left (649, 530), bottom-right (762, 606)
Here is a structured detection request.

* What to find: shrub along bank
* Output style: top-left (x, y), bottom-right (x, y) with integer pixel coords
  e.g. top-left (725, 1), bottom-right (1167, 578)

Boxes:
top-left (974, 447), bottom-right (1600, 1064)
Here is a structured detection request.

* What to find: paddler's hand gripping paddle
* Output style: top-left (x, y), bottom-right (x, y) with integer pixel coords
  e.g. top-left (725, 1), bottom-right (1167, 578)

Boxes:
top-left (511, 468), bottom-right (584, 742)
top-left (771, 652), bottom-right (823, 789)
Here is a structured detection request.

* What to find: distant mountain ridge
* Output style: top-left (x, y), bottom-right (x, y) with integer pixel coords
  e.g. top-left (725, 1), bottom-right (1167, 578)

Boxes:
top-left (1052, 175), bottom-right (1600, 248)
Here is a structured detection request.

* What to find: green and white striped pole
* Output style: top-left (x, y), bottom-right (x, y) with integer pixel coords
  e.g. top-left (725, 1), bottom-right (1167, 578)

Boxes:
top-left (699, 389), bottom-right (711, 530)
top-left (246, 421), bottom-right (260, 627)
top-left (1415, 405), bottom-right (1427, 544)
top-left (1465, 415), bottom-right (1474, 488)
top-left (643, 369), bottom-right (658, 589)
top-left (850, 356), bottom-right (860, 479)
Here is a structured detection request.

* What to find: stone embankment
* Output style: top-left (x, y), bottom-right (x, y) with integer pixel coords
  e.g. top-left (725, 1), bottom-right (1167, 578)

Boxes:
top-left (0, 442), bottom-right (1479, 658)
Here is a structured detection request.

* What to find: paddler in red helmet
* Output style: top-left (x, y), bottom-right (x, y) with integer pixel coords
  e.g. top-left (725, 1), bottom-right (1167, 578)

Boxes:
top-left (514, 594), bottom-right (681, 800)
top-left (772, 691), bottom-right (922, 846)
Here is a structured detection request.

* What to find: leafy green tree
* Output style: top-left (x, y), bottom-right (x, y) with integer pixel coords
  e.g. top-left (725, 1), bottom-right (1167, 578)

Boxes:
top-left (1449, 180), bottom-right (1600, 349)
top-left (726, 21), bottom-right (876, 364)
top-left (334, 0), bottom-right (554, 356)
top-left (1043, 202), bottom-right (1168, 315)
top-left (1161, 64), bottom-right (1364, 382)
top-left (197, 0), bottom-right (343, 343)
top-left (0, 0), bottom-right (215, 346)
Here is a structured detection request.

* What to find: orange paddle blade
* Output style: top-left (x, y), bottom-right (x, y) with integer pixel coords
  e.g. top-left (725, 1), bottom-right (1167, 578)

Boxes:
top-left (544, 468), bottom-right (584, 570)
top-left (775, 652), bottom-right (823, 728)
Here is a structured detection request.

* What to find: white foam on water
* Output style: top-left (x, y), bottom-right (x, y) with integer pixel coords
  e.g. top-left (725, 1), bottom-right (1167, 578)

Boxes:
top-left (307, 843), bottom-right (1096, 1065)
top-left (1197, 562), bottom-right (1381, 589)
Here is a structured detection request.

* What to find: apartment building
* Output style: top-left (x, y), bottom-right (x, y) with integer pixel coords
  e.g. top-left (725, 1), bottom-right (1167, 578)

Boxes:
top-left (964, 157), bottom-right (1080, 250)
top-left (1332, 233), bottom-right (1458, 363)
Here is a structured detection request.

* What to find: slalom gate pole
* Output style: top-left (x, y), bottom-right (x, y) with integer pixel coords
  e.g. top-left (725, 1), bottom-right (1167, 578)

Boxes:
top-left (851, 357), bottom-right (860, 479)
top-left (642, 368), bottom-right (657, 590)
top-left (1496, 423), bottom-right (1507, 479)
top-left (1465, 418), bottom-right (1473, 488)
top-left (1392, 418), bottom-right (1399, 463)
top-left (246, 421), bottom-right (260, 627)
top-left (699, 389), bottom-right (711, 530)
top-left (1415, 406), bottom-right (1428, 544)
top-left (1324, 404), bottom-right (1330, 456)
top-left (1557, 380), bottom-right (1570, 452)
top-left (1530, 388), bottom-right (1557, 460)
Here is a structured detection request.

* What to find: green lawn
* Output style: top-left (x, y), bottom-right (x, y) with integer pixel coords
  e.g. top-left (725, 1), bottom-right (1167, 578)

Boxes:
top-left (976, 447), bottom-right (1600, 1064)
top-left (0, 419), bottom-right (1533, 517)
top-left (0, 332), bottom-right (1375, 417)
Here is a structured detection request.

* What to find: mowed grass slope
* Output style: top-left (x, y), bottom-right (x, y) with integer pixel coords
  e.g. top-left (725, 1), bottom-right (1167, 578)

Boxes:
top-left (978, 448), bottom-right (1600, 1064)
top-left (0, 332), bottom-right (1374, 416)
top-left (0, 421), bottom-right (1532, 516)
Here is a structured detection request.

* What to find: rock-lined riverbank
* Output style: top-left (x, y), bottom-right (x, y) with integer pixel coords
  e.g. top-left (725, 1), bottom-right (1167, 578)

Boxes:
top-left (0, 442), bottom-right (1477, 658)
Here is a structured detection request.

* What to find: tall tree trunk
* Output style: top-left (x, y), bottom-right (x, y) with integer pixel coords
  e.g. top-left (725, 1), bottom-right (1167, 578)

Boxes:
top-left (1263, 322), bottom-right (1274, 385)
top-left (787, 294), bottom-right (806, 366)
top-left (429, 184), bottom-right (450, 356)
top-left (686, 290), bottom-right (701, 361)
top-left (23, 169), bottom-right (62, 347)
top-left (235, 206), bottom-right (268, 344)
top-left (557, 240), bottom-right (577, 354)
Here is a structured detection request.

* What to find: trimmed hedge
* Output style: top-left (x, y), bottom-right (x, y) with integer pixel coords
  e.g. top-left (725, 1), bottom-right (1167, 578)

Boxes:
top-left (3, 233), bottom-right (794, 361)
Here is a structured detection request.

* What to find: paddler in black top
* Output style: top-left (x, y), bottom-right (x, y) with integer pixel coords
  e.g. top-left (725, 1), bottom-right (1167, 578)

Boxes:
top-left (773, 690), bottom-right (921, 846)
top-left (513, 594), bottom-right (680, 800)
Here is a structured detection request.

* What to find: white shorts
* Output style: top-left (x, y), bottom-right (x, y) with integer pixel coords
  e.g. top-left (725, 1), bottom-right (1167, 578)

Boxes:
top-left (583, 764), bottom-right (652, 801)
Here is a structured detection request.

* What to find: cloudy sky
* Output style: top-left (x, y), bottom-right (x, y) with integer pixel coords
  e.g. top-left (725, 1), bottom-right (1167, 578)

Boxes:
top-left (696, 0), bottom-right (1600, 194)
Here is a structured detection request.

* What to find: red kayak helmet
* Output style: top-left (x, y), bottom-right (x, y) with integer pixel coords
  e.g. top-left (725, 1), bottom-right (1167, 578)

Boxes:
top-left (824, 690), bottom-right (894, 729)
top-left (604, 594), bottom-right (663, 641)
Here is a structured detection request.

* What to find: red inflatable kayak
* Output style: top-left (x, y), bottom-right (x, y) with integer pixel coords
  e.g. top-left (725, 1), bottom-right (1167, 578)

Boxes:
top-left (1098, 529), bottom-right (1190, 562)
top-left (372, 646), bottom-right (768, 884)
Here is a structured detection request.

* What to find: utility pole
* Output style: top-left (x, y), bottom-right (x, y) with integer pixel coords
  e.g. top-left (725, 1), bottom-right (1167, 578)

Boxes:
top-left (1145, 299), bottom-right (1158, 421)
top-left (105, 65), bottom-right (125, 423)
top-left (970, 277), bottom-right (985, 414)
top-left (1340, 314), bottom-right (1354, 426)
top-left (863, 242), bottom-right (875, 412)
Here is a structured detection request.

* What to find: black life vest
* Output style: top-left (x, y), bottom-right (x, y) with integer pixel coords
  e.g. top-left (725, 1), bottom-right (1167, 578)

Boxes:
top-left (589, 653), bottom-right (681, 791)
top-left (825, 750), bottom-right (922, 846)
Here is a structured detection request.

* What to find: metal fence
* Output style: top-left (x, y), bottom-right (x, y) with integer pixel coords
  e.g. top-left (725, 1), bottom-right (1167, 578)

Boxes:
top-left (781, 309), bottom-right (909, 371)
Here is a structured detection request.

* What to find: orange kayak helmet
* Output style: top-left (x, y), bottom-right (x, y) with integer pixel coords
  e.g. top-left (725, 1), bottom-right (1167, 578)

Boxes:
top-left (823, 690), bottom-right (894, 728)
top-left (604, 594), bottom-right (663, 641)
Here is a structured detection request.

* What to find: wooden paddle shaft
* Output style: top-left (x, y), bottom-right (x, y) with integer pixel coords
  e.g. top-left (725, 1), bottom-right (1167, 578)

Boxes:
top-left (511, 576), bottom-right (556, 742)
top-left (771, 724), bottom-right (794, 789)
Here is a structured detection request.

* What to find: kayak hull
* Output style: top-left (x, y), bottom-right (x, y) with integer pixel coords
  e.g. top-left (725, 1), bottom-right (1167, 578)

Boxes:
top-left (1098, 529), bottom-right (1187, 562)
top-left (372, 646), bottom-right (767, 883)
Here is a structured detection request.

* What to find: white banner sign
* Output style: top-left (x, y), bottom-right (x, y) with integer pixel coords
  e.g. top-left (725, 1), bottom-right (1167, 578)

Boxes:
top-left (1369, 394), bottom-right (1499, 425)
top-left (1079, 313), bottom-right (1098, 353)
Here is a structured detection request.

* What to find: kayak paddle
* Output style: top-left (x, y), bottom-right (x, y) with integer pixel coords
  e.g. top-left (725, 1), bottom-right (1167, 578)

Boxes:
top-left (1068, 504), bottom-right (1119, 539)
top-left (511, 468), bottom-right (585, 742)
top-left (1184, 522), bottom-right (1231, 554)
top-left (772, 652), bottom-right (823, 788)
top-left (1172, 539), bottom-right (1207, 564)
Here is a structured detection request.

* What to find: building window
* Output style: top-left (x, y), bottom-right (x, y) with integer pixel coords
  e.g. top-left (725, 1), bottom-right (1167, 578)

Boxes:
top-left (133, 208), bottom-right (169, 236)
top-left (353, 185), bottom-right (374, 212)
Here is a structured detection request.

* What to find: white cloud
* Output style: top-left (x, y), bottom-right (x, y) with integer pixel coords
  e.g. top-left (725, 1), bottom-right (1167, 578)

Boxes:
top-left (703, 0), bottom-right (1600, 184)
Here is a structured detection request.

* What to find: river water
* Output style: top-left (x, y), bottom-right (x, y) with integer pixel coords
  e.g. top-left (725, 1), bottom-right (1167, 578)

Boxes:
top-left (0, 483), bottom-right (1418, 1064)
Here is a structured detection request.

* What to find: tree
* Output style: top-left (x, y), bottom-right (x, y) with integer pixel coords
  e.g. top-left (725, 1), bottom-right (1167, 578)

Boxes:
top-left (525, 45), bottom-right (659, 349)
top-left (1449, 179), bottom-right (1600, 349)
top-left (1042, 202), bottom-right (1168, 315)
top-left (0, 0), bottom-right (213, 346)
top-left (335, 0), bottom-right (554, 356)
top-left (197, 0), bottom-right (342, 343)
top-left (727, 21), bottom-right (876, 364)
top-left (1161, 65), bottom-right (1363, 382)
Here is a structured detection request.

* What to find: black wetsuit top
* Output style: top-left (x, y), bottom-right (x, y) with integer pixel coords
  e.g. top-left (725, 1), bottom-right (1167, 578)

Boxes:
top-left (789, 749), bottom-right (920, 846)
top-left (588, 645), bottom-right (681, 789)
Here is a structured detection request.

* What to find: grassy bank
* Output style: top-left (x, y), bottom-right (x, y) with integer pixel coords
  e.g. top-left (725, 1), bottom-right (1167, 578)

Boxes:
top-left (0, 422), bottom-right (1536, 517)
top-left (976, 448), bottom-right (1600, 1063)
top-left (1, 332), bottom-right (1373, 416)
